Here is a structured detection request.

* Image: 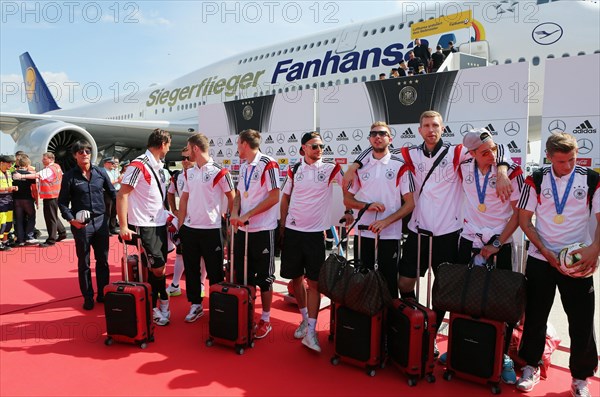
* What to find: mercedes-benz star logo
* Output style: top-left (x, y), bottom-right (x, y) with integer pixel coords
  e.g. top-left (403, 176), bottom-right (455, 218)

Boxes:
top-left (266, 147), bottom-right (274, 156)
top-left (460, 123), bottom-right (475, 136)
top-left (277, 134), bottom-right (285, 144)
top-left (353, 129), bottom-right (363, 141)
top-left (504, 121), bottom-right (520, 136)
top-left (548, 119), bottom-right (566, 134)
top-left (289, 147), bottom-right (297, 156)
top-left (390, 128), bottom-right (397, 139)
top-left (577, 139), bottom-right (593, 155)
top-left (323, 131), bottom-right (333, 142)
top-left (338, 144), bottom-right (348, 155)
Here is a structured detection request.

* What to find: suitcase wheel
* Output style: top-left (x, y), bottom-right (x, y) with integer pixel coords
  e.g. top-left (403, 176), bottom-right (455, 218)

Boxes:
top-left (426, 374), bottom-right (436, 383)
top-left (443, 370), bottom-right (453, 381)
top-left (205, 338), bottom-right (214, 347)
top-left (330, 356), bottom-right (340, 366)
top-left (139, 342), bottom-right (148, 349)
top-left (328, 334), bottom-right (334, 342)
top-left (148, 335), bottom-right (155, 343)
top-left (104, 337), bottom-right (113, 346)
top-left (235, 346), bottom-right (245, 355)
top-left (249, 341), bottom-right (255, 348)
top-left (366, 367), bottom-right (376, 377)
top-left (407, 377), bottom-right (417, 387)
top-left (491, 384), bottom-right (501, 395)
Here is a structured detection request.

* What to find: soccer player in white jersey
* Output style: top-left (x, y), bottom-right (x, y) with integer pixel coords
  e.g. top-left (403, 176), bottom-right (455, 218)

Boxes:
top-left (280, 131), bottom-right (353, 352)
top-left (166, 147), bottom-right (207, 298)
top-left (177, 133), bottom-right (235, 323)
top-left (516, 132), bottom-right (599, 396)
top-left (343, 110), bottom-right (513, 357)
top-left (437, 128), bottom-right (524, 383)
top-left (344, 121), bottom-right (415, 299)
top-left (230, 129), bottom-right (280, 339)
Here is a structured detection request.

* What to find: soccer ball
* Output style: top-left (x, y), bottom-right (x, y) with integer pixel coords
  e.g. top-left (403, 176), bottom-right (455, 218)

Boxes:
top-left (557, 243), bottom-right (597, 278)
top-left (75, 210), bottom-right (91, 224)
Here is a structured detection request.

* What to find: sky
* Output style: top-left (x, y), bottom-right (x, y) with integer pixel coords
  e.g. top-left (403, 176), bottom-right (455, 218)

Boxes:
top-left (0, 0), bottom-right (407, 153)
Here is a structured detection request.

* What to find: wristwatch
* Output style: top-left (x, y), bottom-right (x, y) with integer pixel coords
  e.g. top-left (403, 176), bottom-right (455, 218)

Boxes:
top-left (344, 209), bottom-right (354, 215)
top-left (492, 238), bottom-right (502, 249)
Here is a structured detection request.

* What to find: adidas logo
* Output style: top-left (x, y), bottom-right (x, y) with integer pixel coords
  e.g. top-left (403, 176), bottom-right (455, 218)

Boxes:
top-left (573, 120), bottom-right (597, 134)
top-left (351, 145), bottom-right (363, 155)
top-left (507, 140), bottom-right (521, 153)
top-left (336, 131), bottom-right (349, 141)
top-left (485, 124), bottom-right (498, 136)
top-left (209, 139), bottom-right (215, 147)
top-left (217, 150), bottom-right (224, 157)
top-left (265, 135), bottom-right (274, 144)
top-left (288, 133), bottom-right (298, 143)
top-left (441, 126), bottom-right (454, 137)
top-left (402, 128), bottom-right (416, 138)
top-left (225, 138), bottom-right (233, 146)
top-left (323, 145), bottom-right (334, 155)
top-left (276, 147), bottom-right (286, 156)
top-left (235, 151), bottom-right (239, 157)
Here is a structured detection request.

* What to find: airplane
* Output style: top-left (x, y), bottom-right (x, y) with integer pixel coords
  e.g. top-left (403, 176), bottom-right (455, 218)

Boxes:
top-left (1, 0), bottom-right (598, 170)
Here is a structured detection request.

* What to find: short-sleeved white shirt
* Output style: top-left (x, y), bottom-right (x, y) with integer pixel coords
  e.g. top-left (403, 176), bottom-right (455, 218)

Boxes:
top-left (182, 160), bottom-right (234, 229)
top-left (460, 160), bottom-right (524, 247)
top-left (281, 158), bottom-right (344, 232)
top-left (38, 163), bottom-right (57, 182)
top-left (348, 152), bottom-right (414, 240)
top-left (518, 166), bottom-right (600, 261)
top-left (121, 150), bottom-right (168, 227)
top-left (237, 151), bottom-right (280, 232)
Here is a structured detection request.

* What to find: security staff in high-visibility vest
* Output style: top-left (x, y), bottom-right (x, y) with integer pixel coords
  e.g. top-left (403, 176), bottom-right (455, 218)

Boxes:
top-left (13, 152), bottom-right (66, 247)
top-left (0, 155), bottom-right (18, 251)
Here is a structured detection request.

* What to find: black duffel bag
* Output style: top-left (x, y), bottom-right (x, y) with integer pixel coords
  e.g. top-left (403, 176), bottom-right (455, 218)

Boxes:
top-left (432, 259), bottom-right (526, 324)
top-left (318, 254), bottom-right (355, 306)
top-left (344, 265), bottom-right (392, 316)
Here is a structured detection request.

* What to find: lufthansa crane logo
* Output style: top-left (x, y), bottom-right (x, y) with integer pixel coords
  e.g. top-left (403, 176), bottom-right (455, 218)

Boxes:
top-left (25, 67), bottom-right (36, 102)
top-left (548, 119), bottom-right (566, 134)
top-left (532, 23), bottom-right (563, 45)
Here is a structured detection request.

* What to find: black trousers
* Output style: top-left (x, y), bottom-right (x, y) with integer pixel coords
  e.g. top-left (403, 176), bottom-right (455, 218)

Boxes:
top-left (179, 225), bottom-right (224, 304)
top-left (43, 198), bottom-right (66, 243)
top-left (518, 256), bottom-right (598, 380)
top-left (72, 215), bottom-right (110, 299)
top-left (103, 191), bottom-right (118, 231)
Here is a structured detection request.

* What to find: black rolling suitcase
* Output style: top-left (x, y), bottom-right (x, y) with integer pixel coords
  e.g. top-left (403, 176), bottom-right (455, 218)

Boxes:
top-left (331, 225), bottom-right (385, 376)
top-left (206, 223), bottom-right (256, 354)
top-left (104, 238), bottom-right (154, 348)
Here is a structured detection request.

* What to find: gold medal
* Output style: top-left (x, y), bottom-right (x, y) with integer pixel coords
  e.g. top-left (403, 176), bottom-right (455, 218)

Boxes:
top-left (244, 191), bottom-right (248, 198)
top-left (554, 214), bottom-right (564, 224)
top-left (478, 203), bottom-right (487, 213)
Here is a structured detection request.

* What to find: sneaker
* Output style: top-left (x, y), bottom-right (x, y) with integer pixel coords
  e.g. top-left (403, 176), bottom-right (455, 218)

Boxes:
top-left (294, 319), bottom-right (308, 339)
top-left (25, 239), bottom-right (38, 245)
top-left (438, 352), bottom-right (447, 365)
top-left (83, 298), bottom-right (94, 310)
top-left (433, 339), bottom-right (440, 359)
top-left (501, 354), bottom-right (517, 385)
top-left (184, 304), bottom-right (204, 323)
top-left (302, 332), bottom-right (321, 352)
top-left (516, 365), bottom-right (540, 392)
top-left (157, 299), bottom-right (170, 326)
top-left (571, 378), bottom-right (591, 397)
top-left (255, 320), bottom-right (272, 339)
top-left (0, 243), bottom-right (12, 251)
top-left (38, 241), bottom-right (55, 248)
top-left (96, 294), bottom-right (105, 303)
top-left (166, 283), bottom-right (182, 297)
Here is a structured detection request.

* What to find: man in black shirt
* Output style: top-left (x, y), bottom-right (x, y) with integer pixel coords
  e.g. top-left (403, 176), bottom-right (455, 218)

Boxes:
top-left (58, 141), bottom-right (116, 310)
top-left (431, 45), bottom-right (446, 72)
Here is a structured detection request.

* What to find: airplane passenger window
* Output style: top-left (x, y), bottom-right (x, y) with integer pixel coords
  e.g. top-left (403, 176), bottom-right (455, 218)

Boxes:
top-left (310, 43), bottom-right (314, 48)
top-left (162, 108), bottom-right (165, 113)
top-left (306, 84), bottom-right (310, 89)
top-left (370, 74), bottom-right (376, 80)
top-left (284, 49), bottom-right (288, 54)
top-left (297, 46), bottom-right (301, 51)
top-left (418, 19), bottom-right (424, 22)
top-left (344, 78), bottom-right (349, 84)
top-left (328, 81), bottom-right (333, 86)
top-left (320, 82), bottom-right (325, 87)
top-left (317, 41), bottom-right (322, 46)
top-left (380, 27), bottom-right (385, 33)
top-left (238, 60), bottom-right (242, 65)
top-left (389, 25), bottom-right (394, 31)
top-left (562, 53), bottom-right (569, 57)
top-left (243, 59), bottom-right (247, 63)
top-left (155, 110), bottom-right (157, 115)
top-left (265, 53), bottom-right (269, 58)
top-left (285, 87), bottom-right (289, 92)
top-left (408, 21), bottom-right (414, 27)
top-left (254, 56), bottom-right (258, 61)
top-left (547, 54), bottom-right (555, 58)
top-left (260, 55), bottom-right (264, 59)
top-left (278, 88), bottom-right (283, 93)
top-left (363, 31), bottom-right (368, 37)
top-left (577, 51), bottom-right (586, 56)
top-left (335, 79), bottom-right (341, 85)
top-left (361, 76), bottom-right (367, 82)
top-left (278, 50), bottom-right (282, 55)
top-left (303, 44), bottom-right (307, 50)
top-left (518, 57), bottom-right (526, 62)
top-left (331, 38), bottom-right (336, 43)
top-left (399, 23), bottom-right (404, 29)
top-left (312, 83), bottom-right (317, 89)
top-left (532, 56), bottom-right (540, 65)
top-left (272, 52), bottom-right (276, 56)
top-left (352, 77), bottom-right (358, 83)
top-left (371, 29), bottom-right (376, 35)
top-left (324, 40), bottom-right (328, 45)
top-left (505, 59), bottom-right (512, 63)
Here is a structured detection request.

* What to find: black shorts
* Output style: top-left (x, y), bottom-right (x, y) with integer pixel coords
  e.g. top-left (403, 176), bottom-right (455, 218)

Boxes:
top-left (280, 228), bottom-right (326, 281)
top-left (456, 237), bottom-right (513, 271)
top-left (398, 229), bottom-right (460, 278)
top-left (132, 224), bottom-right (168, 269)
top-left (233, 229), bottom-right (275, 291)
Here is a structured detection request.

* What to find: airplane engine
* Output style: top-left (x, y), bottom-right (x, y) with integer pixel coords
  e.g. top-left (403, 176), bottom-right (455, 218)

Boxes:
top-left (12, 119), bottom-right (98, 171)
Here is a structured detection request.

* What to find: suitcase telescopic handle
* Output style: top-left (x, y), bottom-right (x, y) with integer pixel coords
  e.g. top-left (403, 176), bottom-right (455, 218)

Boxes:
top-left (229, 221), bottom-right (250, 284)
top-left (357, 224), bottom-right (379, 270)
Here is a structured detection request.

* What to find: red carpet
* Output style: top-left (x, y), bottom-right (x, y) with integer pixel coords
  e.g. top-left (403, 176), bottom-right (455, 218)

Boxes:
top-left (1, 237), bottom-right (599, 396)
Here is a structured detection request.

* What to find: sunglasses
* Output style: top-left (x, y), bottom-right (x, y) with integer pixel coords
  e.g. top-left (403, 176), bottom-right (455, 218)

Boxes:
top-left (181, 156), bottom-right (190, 161)
top-left (307, 144), bottom-right (325, 150)
top-left (77, 149), bottom-right (91, 155)
top-left (369, 130), bottom-right (389, 138)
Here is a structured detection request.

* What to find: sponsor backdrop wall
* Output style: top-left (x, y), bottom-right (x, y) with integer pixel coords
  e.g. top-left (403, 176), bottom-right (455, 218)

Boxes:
top-left (541, 53), bottom-right (600, 172)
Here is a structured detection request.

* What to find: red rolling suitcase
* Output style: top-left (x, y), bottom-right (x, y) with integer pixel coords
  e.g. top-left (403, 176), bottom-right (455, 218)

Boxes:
top-left (206, 223), bottom-right (256, 355)
top-left (387, 229), bottom-right (437, 386)
top-left (331, 225), bottom-right (385, 376)
top-left (104, 239), bottom-right (154, 348)
top-left (328, 223), bottom-right (348, 342)
top-left (443, 313), bottom-right (505, 394)
top-left (120, 236), bottom-right (148, 283)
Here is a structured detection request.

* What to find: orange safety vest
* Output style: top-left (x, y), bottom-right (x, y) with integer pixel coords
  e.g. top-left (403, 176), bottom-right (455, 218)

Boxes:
top-left (39, 163), bottom-right (63, 199)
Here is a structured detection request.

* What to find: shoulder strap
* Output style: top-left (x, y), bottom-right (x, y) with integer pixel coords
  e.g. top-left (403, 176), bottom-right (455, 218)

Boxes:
top-left (587, 169), bottom-right (599, 212)
top-left (419, 145), bottom-right (449, 196)
top-left (532, 169), bottom-right (543, 197)
top-left (289, 162), bottom-right (302, 196)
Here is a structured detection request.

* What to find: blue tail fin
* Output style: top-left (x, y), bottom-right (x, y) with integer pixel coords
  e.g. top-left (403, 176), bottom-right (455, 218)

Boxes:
top-left (19, 52), bottom-right (61, 114)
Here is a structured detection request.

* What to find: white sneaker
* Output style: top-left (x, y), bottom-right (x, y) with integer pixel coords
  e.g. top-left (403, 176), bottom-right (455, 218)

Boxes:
top-left (155, 299), bottom-right (170, 326)
top-left (166, 283), bottom-right (182, 297)
top-left (152, 308), bottom-right (163, 323)
top-left (301, 332), bottom-right (321, 352)
top-left (571, 378), bottom-right (591, 397)
top-left (516, 365), bottom-right (540, 392)
top-left (185, 304), bottom-right (204, 323)
top-left (294, 319), bottom-right (308, 339)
